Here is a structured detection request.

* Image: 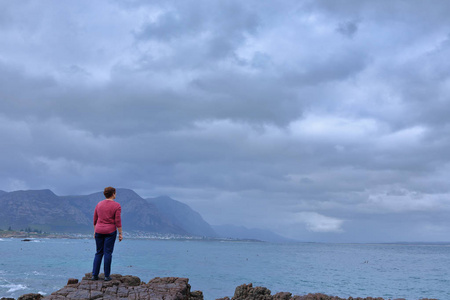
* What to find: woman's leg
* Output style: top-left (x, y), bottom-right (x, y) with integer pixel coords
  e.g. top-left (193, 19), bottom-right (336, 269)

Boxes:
top-left (92, 233), bottom-right (105, 277)
top-left (103, 231), bottom-right (117, 277)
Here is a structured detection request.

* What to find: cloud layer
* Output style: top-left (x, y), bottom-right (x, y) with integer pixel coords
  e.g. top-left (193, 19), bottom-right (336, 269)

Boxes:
top-left (2, 0), bottom-right (450, 242)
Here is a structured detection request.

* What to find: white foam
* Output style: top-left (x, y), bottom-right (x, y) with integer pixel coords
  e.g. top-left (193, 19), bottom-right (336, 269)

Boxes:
top-left (32, 271), bottom-right (45, 275)
top-left (1, 283), bottom-right (27, 293)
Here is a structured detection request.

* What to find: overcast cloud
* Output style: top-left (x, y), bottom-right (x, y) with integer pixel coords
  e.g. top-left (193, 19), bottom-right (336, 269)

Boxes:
top-left (1, 0), bottom-right (450, 242)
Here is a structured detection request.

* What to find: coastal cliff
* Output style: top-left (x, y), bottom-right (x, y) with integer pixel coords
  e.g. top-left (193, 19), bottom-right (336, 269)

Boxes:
top-left (1, 274), bottom-right (437, 300)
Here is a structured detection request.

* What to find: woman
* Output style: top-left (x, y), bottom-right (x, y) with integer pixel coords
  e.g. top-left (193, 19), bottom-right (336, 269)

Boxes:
top-left (91, 186), bottom-right (123, 281)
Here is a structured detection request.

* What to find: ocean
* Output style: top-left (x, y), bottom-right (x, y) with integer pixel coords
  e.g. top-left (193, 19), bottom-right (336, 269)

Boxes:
top-left (0, 238), bottom-right (449, 300)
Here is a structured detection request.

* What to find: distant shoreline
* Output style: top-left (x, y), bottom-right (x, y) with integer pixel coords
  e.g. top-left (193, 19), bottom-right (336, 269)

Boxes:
top-left (0, 230), bottom-right (264, 242)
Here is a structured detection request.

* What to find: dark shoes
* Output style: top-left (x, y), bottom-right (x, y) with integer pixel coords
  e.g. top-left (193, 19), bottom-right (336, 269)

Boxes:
top-left (91, 275), bottom-right (112, 281)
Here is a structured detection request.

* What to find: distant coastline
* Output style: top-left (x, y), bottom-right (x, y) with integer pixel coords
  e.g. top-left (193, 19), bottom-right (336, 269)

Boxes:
top-left (0, 229), bottom-right (264, 242)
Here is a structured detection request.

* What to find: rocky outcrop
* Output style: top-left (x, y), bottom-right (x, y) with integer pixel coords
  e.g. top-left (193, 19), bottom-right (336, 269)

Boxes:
top-left (217, 283), bottom-right (437, 300)
top-left (40, 273), bottom-right (203, 300)
top-left (5, 276), bottom-right (438, 300)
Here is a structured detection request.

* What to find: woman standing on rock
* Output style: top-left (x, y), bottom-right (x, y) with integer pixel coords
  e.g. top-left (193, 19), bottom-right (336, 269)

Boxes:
top-left (91, 186), bottom-right (123, 281)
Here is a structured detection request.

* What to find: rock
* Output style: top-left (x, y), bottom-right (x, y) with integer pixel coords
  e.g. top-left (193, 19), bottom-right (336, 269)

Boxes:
top-left (190, 290), bottom-right (204, 300)
top-left (17, 294), bottom-right (42, 300)
top-left (117, 274), bottom-right (141, 286)
top-left (273, 292), bottom-right (292, 300)
top-left (41, 274), bottom-right (201, 300)
top-left (225, 284), bottom-right (389, 300)
top-left (66, 279), bottom-right (78, 285)
top-left (232, 283), bottom-right (272, 300)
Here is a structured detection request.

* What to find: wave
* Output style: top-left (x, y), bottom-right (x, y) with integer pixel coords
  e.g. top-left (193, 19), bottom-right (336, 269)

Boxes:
top-left (0, 283), bottom-right (27, 293)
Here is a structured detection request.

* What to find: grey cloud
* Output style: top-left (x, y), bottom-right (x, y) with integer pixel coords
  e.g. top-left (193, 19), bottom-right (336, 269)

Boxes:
top-left (336, 20), bottom-right (359, 38)
top-left (283, 49), bottom-right (368, 86)
top-left (135, 0), bottom-right (260, 64)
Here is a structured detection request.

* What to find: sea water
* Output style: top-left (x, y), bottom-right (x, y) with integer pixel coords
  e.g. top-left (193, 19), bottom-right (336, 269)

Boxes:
top-left (0, 238), bottom-right (449, 300)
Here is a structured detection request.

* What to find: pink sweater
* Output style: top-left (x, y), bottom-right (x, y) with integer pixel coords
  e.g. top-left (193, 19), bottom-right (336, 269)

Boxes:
top-left (93, 199), bottom-right (122, 234)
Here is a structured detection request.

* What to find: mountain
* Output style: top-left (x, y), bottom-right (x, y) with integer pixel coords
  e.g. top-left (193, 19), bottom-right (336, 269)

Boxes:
top-left (0, 188), bottom-right (186, 235)
top-left (212, 224), bottom-right (295, 243)
top-left (0, 190), bottom-right (7, 196)
top-left (0, 189), bottom-right (91, 232)
top-left (146, 196), bottom-right (216, 237)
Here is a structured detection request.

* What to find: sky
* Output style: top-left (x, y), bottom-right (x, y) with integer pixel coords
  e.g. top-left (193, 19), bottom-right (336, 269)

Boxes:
top-left (1, 0), bottom-right (450, 242)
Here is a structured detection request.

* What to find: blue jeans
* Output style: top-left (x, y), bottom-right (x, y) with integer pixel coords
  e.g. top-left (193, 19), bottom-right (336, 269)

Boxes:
top-left (92, 231), bottom-right (117, 277)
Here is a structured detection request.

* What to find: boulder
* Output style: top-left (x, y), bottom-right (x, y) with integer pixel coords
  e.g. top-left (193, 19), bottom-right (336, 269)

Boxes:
top-left (17, 295), bottom-right (42, 300)
top-left (232, 283), bottom-right (272, 300)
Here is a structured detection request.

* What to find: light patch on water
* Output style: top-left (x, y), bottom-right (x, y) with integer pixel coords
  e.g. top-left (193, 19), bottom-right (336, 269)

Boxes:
top-left (32, 271), bottom-right (46, 276)
top-left (1, 283), bottom-right (27, 293)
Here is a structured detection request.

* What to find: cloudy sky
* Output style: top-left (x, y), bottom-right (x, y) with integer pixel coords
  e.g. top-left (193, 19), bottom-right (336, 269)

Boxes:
top-left (1, 0), bottom-right (450, 242)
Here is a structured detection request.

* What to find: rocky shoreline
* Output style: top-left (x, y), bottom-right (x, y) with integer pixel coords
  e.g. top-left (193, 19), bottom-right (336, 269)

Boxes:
top-left (0, 274), bottom-right (437, 300)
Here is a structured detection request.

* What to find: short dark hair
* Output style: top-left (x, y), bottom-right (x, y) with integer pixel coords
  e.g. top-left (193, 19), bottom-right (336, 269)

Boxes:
top-left (104, 186), bottom-right (116, 198)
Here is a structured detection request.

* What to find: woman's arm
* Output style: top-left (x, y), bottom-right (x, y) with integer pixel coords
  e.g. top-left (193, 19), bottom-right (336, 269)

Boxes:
top-left (115, 205), bottom-right (123, 241)
top-left (93, 206), bottom-right (98, 238)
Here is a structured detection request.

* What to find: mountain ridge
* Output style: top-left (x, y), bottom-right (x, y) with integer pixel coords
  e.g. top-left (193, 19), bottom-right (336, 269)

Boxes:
top-left (146, 196), bottom-right (216, 237)
top-left (0, 188), bottom-right (185, 235)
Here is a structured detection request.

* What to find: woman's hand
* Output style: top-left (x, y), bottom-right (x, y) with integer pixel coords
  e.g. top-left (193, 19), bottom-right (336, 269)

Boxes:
top-left (118, 233), bottom-right (123, 242)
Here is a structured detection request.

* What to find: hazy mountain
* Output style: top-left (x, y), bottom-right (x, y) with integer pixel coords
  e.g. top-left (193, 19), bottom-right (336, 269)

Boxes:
top-left (147, 196), bottom-right (216, 237)
top-left (0, 190), bottom-right (7, 196)
top-left (212, 224), bottom-right (295, 243)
